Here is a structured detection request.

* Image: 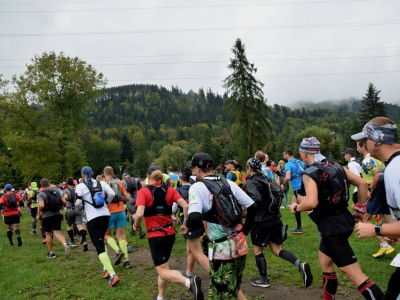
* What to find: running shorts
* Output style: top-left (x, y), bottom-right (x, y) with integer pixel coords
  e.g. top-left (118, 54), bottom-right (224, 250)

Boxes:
top-left (319, 230), bottom-right (357, 268)
top-left (4, 214), bottom-right (20, 225)
top-left (251, 221), bottom-right (283, 247)
top-left (148, 234), bottom-right (175, 267)
top-left (42, 214), bottom-right (62, 232)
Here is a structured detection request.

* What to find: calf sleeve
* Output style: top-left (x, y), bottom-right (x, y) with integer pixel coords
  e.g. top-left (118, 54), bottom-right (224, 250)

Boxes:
top-left (323, 272), bottom-right (337, 300)
top-left (279, 249), bottom-right (298, 265)
top-left (32, 220), bottom-right (37, 229)
top-left (7, 230), bottom-right (13, 243)
top-left (358, 279), bottom-right (384, 300)
top-left (255, 253), bottom-right (267, 277)
top-left (79, 229), bottom-right (87, 243)
top-left (98, 252), bottom-right (115, 276)
top-left (295, 212), bottom-right (302, 228)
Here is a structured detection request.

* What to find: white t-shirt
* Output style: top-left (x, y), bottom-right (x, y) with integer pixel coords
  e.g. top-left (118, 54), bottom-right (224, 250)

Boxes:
top-left (348, 157), bottom-right (362, 193)
top-left (75, 180), bottom-right (115, 222)
top-left (384, 155), bottom-right (400, 221)
top-left (188, 176), bottom-right (254, 260)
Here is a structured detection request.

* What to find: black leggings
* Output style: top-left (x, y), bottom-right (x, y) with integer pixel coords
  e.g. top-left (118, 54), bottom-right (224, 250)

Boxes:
top-left (87, 216), bottom-right (110, 255)
top-left (384, 267), bottom-right (400, 300)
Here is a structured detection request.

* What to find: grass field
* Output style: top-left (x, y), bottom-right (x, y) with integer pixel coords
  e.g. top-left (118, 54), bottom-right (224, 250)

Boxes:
top-left (0, 191), bottom-right (396, 300)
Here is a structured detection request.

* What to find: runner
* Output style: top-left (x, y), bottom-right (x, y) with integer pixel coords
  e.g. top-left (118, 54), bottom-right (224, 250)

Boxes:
top-left (27, 182), bottom-right (39, 236)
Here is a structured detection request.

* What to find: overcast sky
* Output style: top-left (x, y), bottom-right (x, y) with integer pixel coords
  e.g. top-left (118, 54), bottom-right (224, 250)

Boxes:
top-left (1, 0), bottom-right (399, 106)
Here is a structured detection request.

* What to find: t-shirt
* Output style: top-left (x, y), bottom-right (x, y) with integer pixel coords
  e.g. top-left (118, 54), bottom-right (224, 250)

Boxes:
top-left (106, 180), bottom-right (127, 214)
top-left (347, 157), bottom-right (362, 193)
top-left (75, 180), bottom-right (114, 222)
top-left (361, 154), bottom-right (385, 184)
top-left (261, 165), bottom-right (274, 179)
top-left (284, 158), bottom-right (306, 191)
top-left (37, 189), bottom-right (62, 219)
top-left (136, 183), bottom-right (182, 238)
top-left (168, 173), bottom-right (179, 188)
top-left (28, 189), bottom-right (39, 208)
top-left (0, 192), bottom-right (22, 217)
top-left (384, 154), bottom-right (400, 221)
top-left (188, 175), bottom-right (254, 260)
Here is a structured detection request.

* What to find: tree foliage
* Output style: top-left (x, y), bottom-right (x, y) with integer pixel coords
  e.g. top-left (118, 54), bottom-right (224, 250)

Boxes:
top-left (358, 83), bottom-right (387, 126)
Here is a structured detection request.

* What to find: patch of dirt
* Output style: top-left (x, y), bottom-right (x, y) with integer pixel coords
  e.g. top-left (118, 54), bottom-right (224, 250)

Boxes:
top-left (130, 246), bottom-right (362, 300)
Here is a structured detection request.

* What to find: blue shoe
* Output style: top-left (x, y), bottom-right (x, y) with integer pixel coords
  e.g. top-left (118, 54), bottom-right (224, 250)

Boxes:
top-left (291, 227), bottom-right (303, 234)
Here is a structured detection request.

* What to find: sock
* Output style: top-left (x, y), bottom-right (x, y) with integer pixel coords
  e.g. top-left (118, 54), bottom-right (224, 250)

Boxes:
top-left (32, 220), bottom-right (37, 230)
top-left (357, 279), bottom-right (384, 300)
top-left (295, 212), bottom-right (302, 228)
top-left (7, 230), bottom-right (13, 243)
top-left (323, 272), bottom-right (337, 300)
top-left (308, 211), bottom-right (318, 225)
top-left (186, 272), bottom-right (192, 277)
top-left (380, 242), bottom-right (388, 248)
top-left (279, 250), bottom-right (298, 265)
top-left (67, 230), bottom-right (74, 242)
top-left (185, 278), bottom-right (190, 288)
top-left (50, 251), bottom-right (54, 255)
top-left (15, 229), bottom-right (21, 238)
top-left (255, 253), bottom-right (267, 277)
top-left (157, 296), bottom-right (164, 300)
top-left (98, 252), bottom-right (116, 276)
top-left (119, 240), bottom-right (128, 261)
top-left (63, 243), bottom-right (67, 248)
top-left (79, 230), bottom-right (87, 243)
top-left (107, 237), bottom-right (120, 253)
top-left (40, 228), bottom-right (46, 238)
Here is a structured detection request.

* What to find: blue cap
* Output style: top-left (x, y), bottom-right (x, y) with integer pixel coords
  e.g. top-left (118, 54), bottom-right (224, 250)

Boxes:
top-left (5, 184), bottom-right (12, 190)
top-left (81, 166), bottom-right (93, 176)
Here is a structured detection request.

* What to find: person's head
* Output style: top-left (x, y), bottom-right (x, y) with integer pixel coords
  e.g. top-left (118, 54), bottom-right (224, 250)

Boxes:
top-left (278, 159), bottom-right (285, 170)
top-left (40, 178), bottom-right (50, 188)
top-left (179, 167), bottom-right (192, 184)
top-left (81, 166), bottom-right (94, 186)
top-left (283, 148), bottom-right (294, 161)
top-left (103, 166), bottom-right (114, 178)
top-left (66, 177), bottom-right (74, 186)
top-left (122, 170), bottom-right (131, 179)
top-left (352, 117), bottom-right (399, 161)
top-left (298, 137), bottom-right (321, 165)
top-left (341, 148), bottom-right (356, 162)
top-left (4, 184), bottom-right (12, 191)
top-left (246, 158), bottom-right (262, 175)
top-left (215, 164), bottom-right (223, 174)
top-left (189, 153), bottom-right (213, 179)
top-left (254, 151), bottom-right (265, 163)
top-left (147, 164), bottom-right (161, 177)
top-left (224, 159), bottom-right (236, 172)
top-left (167, 167), bottom-right (173, 173)
top-left (148, 170), bottom-right (164, 184)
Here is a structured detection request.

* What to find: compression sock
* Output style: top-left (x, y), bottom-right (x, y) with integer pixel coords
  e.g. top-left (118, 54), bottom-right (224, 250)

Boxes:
top-left (380, 242), bottom-right (388, 248)
top-left (98, 252), bottom-right (116, 276)
top-left (278, 250), bottom-right (298, 265)
top-left (255, 253), bottom-right (267, 277)
top-left (40, 228), bottom-right (46, 238)
top-left (308, 211), bottom-right (318, 225)
top-left (67, 230), bottom-right (74, 243)
top-left (7, 230), bottom-right (13, 243)
top-left (357, 279), bottom-right (384, 300)
top-left (295, 212), bottom-right (302, 228)
top-left (323, 272), bottom-right (337, 300)
top-left (106, 237), bottom-right (120, 253)
top-left (79, 229), bottom-right (87, 243)
top-left (32, 220), bottom-right (37, 230)
top-left (15, 229), bottom-right (22, 246)
top-left (119, 240), bottom-right (128, 261)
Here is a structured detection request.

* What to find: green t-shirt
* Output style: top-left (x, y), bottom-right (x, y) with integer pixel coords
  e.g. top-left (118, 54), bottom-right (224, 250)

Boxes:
top-left (361, 154), bottom-right (385, 184)
top-left (28, 189), bottom-right (39, 208)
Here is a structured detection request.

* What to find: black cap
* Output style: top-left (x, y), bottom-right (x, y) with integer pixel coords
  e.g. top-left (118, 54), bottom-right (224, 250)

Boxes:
top-left (341, 148), bottom-right (356, 156)
top-left (188, 153), bottom-right (213, 168)
top-left (224, 160), bottom-right (235, 165)
top-left (147, 164), bottom-right (161, 175)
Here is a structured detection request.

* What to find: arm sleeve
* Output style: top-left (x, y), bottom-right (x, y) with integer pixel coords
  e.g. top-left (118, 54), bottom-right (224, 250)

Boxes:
top-left (241, 203), bottom-right (257, 235)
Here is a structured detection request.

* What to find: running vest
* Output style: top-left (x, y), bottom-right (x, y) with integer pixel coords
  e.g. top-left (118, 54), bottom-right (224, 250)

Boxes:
top-left (143, 185), bottom-right (172, 217)
top-left (229, 170), bottom-right (246, 189)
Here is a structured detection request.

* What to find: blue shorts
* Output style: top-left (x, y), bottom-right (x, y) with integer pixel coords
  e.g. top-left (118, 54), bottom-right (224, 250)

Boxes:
top-left (366, 197), bottom-right (390, 215)
top-left (108, 211), bottom-right (127, 229)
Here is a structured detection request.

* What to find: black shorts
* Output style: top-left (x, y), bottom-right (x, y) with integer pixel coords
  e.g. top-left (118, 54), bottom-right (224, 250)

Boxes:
top-left (294, 190), bottom-right (306, 198)
top-left (319, 231), bottom-right (357, 268)
top-left (251, 221), bottom-right (283, 247)
top-left (352, 192), bottom-right (358, 204)
top-left (4, 214), bottom-right (20, 225)
top-left (31, 207), bottom-right (38, 219)
top-left (184, 227), bottom-right (205, 240)
top-left (42, 214), bottom-right (62, 232)
top-left (148, 234), bottom-right (175, 267)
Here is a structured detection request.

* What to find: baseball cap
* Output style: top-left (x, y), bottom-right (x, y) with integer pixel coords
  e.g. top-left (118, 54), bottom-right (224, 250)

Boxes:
top-left (224, 160), bottom-right (235, 165)
top-left (147, 164), bottom-right (161, 175)
top-left (351, 121), bottom-right (398, 144)
top-left (188, 153), bottom-right (213, 168)
top-left (314, 153), bottom-right (327, 163)
top-left (122, 170), bottom-right (130, 177)
top-left (4, 184), bottom-right (12, 190)
top-left (246, 158), bottom-right (262, 171)
top-left (341, 148), bottom-right (356, 156)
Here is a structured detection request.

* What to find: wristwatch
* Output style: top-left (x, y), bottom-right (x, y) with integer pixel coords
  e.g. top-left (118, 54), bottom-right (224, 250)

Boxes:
top-left (375, 224), bottom-right (383, 236)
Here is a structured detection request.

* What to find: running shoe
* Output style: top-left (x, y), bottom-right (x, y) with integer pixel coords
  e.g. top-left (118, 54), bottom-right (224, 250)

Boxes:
top-left (47, 252), bottom-right (56, 259)
top-left (107, 275), bottom-right (120, 288)
top-left (130, 229), bottom-right (135, 236)
top-left (64, 244), bottom-right (71, 258)
top-left (123, 261), bottom-right (132, 269)
top-left (83, 242), bottom-right (88, 252)
top-left (115, 250), bottom-right (124, 265)
top-left (291, 227), bottom-right (303, 234)
top-left (280, 205), bottom-right (285, 209)
top-left (189, 276), bottom-right (204, 300)
top-left (372, 245), bottom-right (395, 258)
top-left (281, 224), bottom-right (288, 241)
top-left (31, 230), bottom-right (36, 236)
top-left (102, 270), bottom-right (110, 279)
top-left (179, 270), bottom-right (192, 278)
top-left (298, 262), bottom-right (313, 288)
top-left (9, 242), bottom-right (14, 247)
top-left (127, 245), bottom-right (133, 253)
top-left (139, 231), bottom-right (146, 239)
top-left (17, 237), bottom-right (22, 247)
top-left (250, 276), bottom-right (270, 288)
top-left (42, 238), bottom-right (47, 244)
top-left (67, 241), bottom-right (76, 247)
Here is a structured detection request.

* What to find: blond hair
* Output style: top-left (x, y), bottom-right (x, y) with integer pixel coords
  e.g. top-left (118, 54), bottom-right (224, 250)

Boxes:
top-left (149, 170), bottom-right (164, 183)
top-left (276, 160), bottom-right (285, 171)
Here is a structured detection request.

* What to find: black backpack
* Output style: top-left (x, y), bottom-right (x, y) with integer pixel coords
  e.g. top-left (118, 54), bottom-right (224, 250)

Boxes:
top-left (83, 180), bottom-right (105, 208)
top-left (5, 193), bottom-right (17, 209)
top-left (202, 177), bottom-right (242, 227)
top-left (254, 175), bottom-right (282, 214)
top-left (314, 162), bottom-right (349, 205)
top-left (43, 189), bottom-right (63, 212)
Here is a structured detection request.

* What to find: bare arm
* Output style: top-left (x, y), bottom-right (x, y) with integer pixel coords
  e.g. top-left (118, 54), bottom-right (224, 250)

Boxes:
top-left (283, 171), bottom-right (291, 186)
top-left (290, 175), bottom-right (318, 213)
top-left (133, 205), bottom-right (145, 230)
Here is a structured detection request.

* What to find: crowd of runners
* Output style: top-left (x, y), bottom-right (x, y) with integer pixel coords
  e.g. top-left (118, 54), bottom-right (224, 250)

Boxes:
top-left (0, 116), bottom-right (399, 300)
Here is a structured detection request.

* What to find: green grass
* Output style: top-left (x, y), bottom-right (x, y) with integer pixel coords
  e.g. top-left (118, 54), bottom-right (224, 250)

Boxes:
top-left (0, 190), bottom-right (396, 299)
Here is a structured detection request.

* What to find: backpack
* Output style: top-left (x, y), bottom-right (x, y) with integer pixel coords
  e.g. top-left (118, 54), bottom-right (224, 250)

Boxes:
top-left (124, 177), bottom-right (141, 194)
top-left (230, 170), bottom-right (246, 190)
top-left (314, 162), bottom-right (349, 205)
top-left (143, 185), bottom-right (172, 217)
top-left (254, 175), bottom-right (282, 214)
top-left (176, 186), bottom-right (189, 203)
top-left (202, 177), bottom-right (242, 227)
top-left (5, 193), bottom-right (18, 209)
top-left (108, 179), bottom-right (123, 203)
top-left (83, 180), bottom-right (105, 208)
top-left (291, 158), bottom-right (305, 178)
top-left (30, 190), bottom-right (38, 203)
top-left (43, 189), bottom-right (63, 212)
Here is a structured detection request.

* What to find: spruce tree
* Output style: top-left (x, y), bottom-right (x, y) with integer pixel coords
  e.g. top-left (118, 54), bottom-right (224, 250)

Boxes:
top-left (223, 38), bottom-right (271, 159)
top-left (358, 83), bottom-right (387, 126)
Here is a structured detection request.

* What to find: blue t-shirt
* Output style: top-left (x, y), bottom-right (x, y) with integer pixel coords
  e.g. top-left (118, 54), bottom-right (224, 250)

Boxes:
top-left (284, 158), bottom-right (306, 191)
top-left (168, 173), bottom-right (179, 188)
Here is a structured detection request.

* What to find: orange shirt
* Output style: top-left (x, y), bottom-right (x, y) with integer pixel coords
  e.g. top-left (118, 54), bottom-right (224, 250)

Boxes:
top-left (107, 181), bottom-right (128, 214)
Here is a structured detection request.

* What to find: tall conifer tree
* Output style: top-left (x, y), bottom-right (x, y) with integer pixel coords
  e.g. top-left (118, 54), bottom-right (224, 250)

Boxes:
top-left (358, 83), bottom-right (387, 126)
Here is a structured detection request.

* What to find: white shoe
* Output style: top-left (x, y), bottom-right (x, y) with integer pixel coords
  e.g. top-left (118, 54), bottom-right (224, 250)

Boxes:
top-left (280, 206), bottom-right (285, 209)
